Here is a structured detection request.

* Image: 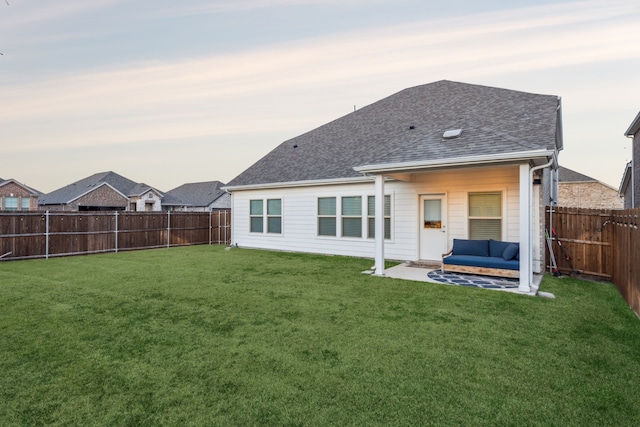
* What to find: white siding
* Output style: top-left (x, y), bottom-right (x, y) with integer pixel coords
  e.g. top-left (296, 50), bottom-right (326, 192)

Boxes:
top-left (231, 164), bottom-right (528, 262)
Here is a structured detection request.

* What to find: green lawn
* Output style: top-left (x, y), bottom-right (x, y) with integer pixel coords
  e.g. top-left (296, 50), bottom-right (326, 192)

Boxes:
top-left (1, 246), bottom-right (639, 426)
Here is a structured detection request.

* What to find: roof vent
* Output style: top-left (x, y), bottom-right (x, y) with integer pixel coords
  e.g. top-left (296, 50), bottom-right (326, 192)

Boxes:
top-left (443, 129), bottom-right (463, 139)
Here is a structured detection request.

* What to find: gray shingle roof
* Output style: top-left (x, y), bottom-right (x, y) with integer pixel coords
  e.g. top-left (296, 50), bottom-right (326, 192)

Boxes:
top-left (40, 171), bottom-right (153, 205)
top-left (129, 182), bottom-right (161, 197)
top-left (164, 181), bottom-right (226, 207)
top-left (558, 166), bottom-right (595, 183)
top-left (227, 80), bottom-right (561, 188)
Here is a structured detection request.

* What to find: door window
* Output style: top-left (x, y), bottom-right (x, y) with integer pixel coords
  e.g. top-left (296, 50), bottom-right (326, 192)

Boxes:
top-left (424, 199), bottom-right (442, 229)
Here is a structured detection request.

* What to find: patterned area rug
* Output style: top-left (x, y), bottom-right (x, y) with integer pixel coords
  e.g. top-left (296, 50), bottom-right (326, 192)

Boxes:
top-left (426, 270), bottom-right (519, 289)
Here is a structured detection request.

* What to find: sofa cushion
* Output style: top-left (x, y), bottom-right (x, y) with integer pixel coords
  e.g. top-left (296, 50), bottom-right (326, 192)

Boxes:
top-left (452, 239), bottom-right (489, 257)
top-left (502, 243), bottom-right (519, 260)
top-left (443, 255), bottom-right (519, 271)
top-left (489, 240), bottom-right (511, 257)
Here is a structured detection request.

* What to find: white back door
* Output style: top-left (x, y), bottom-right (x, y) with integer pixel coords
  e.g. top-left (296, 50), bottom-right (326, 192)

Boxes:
top-left (419, 194), bottom-right (448, 261)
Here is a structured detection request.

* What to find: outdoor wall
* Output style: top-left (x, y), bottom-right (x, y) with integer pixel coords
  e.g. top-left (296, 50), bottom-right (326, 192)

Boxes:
top-left (559, 182), bottom-right (623, 209)
top-left (131, 191), bottom-right (163, 211)
top-left (230, 164), bottom-right (536, 265)
top-left (69, 185), bottom-right (128, 211)
top-left (211, 193), bottom-right (231, 210)
top-left (0, 181), bottom-right (39, 211)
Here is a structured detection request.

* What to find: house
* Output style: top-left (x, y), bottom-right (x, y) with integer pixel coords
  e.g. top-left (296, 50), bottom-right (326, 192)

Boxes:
top-left (39, 171), bottom-right (164, 211)
top-left (558, 166), bottom-right (622, 209)
top-left (0, 178), bottom-right (41, 212)
top-left (619, 111), bottom-right (640, 208)
top-left (224, 80), bottom-right (563, 293)
top-left (162, 181), bottom-right (231, 212)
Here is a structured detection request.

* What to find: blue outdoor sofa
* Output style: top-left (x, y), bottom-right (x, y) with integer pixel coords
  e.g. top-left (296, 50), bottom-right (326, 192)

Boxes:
top-left (441, 238), bottom-right (520, 279)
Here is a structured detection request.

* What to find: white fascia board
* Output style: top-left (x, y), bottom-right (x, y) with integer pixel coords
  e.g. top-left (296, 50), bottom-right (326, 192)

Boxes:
top-left (619, 163), bottom-right (632, 196)
top-left (222, 176), bottom-right (373, 192)
top-left (353, 150), bottom-right (556, 174)
top-left (625, 111), bottom-right (640, 136)
top-left (556, 99), bottom-right (564, 152)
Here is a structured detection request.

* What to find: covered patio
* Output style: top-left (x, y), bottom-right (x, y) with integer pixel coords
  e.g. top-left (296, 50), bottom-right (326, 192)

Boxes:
top-left (378, 262), bottom-right (546, 296)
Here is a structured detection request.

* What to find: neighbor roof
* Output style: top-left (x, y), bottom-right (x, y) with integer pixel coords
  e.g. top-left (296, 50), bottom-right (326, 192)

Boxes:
top-left (40, 171), bottom-right (160, 205)
top-left (619, 161), bottom-right (632, 196)
top-left (163, 181), bottom-right (226, 207)
top-left (226, 80), bottom-right (561, 188)
top-left (558, 166), bottom-right (596, 183)
top-left (624, 111), bottom-right (640, 137)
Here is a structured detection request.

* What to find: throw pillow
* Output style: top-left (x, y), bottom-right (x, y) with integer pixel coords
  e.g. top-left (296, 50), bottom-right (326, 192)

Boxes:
top-left (503, 243), bottom-right (519, 261)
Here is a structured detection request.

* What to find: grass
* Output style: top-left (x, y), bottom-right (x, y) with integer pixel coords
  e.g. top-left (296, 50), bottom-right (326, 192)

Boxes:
top-left (1, 245), bottom-right (639, 426)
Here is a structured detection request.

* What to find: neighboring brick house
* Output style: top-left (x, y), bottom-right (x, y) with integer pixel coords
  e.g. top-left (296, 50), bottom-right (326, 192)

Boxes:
top-left (558, 166), bottom-right (622, 209)
top-left (619, 111), bottom-right (640, 208)
top-left (0, 178), bottom-right (41, 212)
top-left (39, 171), bottom-right (164, 211)
top-left (162, 181), bottom-right (230, 212)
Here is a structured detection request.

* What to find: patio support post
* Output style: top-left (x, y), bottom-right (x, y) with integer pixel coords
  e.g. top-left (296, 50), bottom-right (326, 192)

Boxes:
top-left (519, 164), bottom-right (532, 292)
top-left (374, 174), bottom-right (385, 276)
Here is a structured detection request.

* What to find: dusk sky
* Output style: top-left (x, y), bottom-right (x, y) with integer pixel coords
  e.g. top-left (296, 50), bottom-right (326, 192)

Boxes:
top-left (1, 0), bottom-right (639, 193)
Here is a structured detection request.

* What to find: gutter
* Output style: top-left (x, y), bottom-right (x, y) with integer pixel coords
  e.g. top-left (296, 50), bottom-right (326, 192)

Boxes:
top-left (353, 149), bottom-right (556, 174)
top-left (222, 176), bottom-right (373, 192)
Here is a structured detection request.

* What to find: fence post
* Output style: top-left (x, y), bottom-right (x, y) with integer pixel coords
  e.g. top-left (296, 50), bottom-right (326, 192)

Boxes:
top-left (114, 211), bottom-right (119, 253)
top-left (217, 210), bottom-right (221, 244)
top-left (45, 210), bottom-right (50, 259)
top-left (224, 209), bottom-right (227, 244)
top-left (167, 210), bottom-right (171, 247)
top-left (209, 210), bottom-right (212, 245)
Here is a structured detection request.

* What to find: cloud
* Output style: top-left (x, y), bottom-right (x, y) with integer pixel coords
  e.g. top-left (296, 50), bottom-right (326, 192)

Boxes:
top-left (2, 0), bottom-right (639, 154)
top-left (0, 0), bottom-right (126, 30)
top-left (168, 0), bottom-right (371, 16)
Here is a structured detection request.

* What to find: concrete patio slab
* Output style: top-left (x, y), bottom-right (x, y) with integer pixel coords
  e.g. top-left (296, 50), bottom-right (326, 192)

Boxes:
top-left (380, 263), bottom-right (546, 296)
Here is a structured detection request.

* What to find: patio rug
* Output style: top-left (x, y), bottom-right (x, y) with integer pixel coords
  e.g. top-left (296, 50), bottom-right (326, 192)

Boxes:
top-left (426, 270), bottom-right (519, 289)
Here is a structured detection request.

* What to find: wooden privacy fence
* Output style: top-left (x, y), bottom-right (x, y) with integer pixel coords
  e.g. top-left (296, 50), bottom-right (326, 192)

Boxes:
top-left (546, 206), bottom-right (640, 316)
top-left (610, 210), bottom-right (640, 317)
top-left (0, 210), bottom-right (231, 261)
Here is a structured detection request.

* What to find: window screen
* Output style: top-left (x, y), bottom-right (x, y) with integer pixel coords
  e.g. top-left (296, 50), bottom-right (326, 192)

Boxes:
top-left (468, 192), bottom-right (502, 240)
top-left (318, 197), bottom-right (336, 236)
top-left (342, 196), bottom-right (362, 237)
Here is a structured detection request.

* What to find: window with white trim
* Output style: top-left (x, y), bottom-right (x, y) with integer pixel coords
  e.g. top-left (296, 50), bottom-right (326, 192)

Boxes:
top-left (250, 200), bottom-right (264, 233)
top-left (21, 197), bottom-right (30, 210)
top-left (266, 199), bottom-right (282, 234)
top-left (318, 197), bottom-right (337, 236)
top-left (367, 195), bottom-right (391, 239)
top-left (342, 196), bottom-right (362, 238)
top-left (468, 192), bottom-right (502, 240)
top-left (250, 199), bottom-right (282, 234)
